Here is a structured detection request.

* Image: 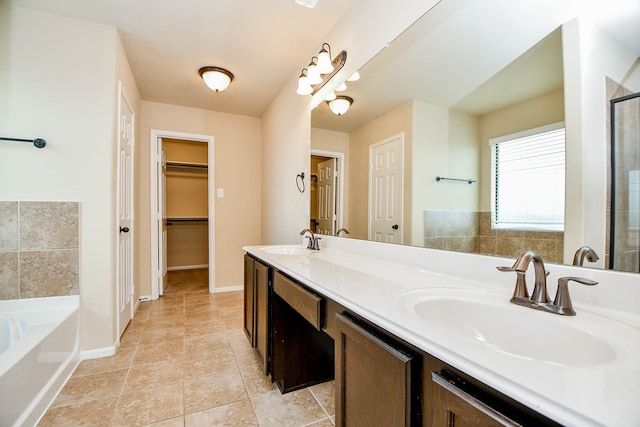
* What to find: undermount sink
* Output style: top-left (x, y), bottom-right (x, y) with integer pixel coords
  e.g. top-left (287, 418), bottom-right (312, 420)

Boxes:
top-left (260, 246), bottom-right (311, 256)
top-left (397, 288), bottom-right (618, 366)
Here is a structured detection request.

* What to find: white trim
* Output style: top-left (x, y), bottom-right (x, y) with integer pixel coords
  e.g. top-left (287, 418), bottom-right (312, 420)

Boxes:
top-left (80, 345), bottom-right (117, 360)
top-left (150, 129), bottom-right (216, 299)
top-left (311, 149), bottom-right (346, 233)
top-left (488, 121), bottom-right (565, 146)
top-left (211, 285), bottom-right (243, 293)
top-left (167, 264), bottom-right (208, 271)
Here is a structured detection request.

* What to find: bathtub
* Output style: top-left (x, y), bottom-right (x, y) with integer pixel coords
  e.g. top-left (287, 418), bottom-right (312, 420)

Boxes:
top-left (0, 295), bottom-right (80, 427)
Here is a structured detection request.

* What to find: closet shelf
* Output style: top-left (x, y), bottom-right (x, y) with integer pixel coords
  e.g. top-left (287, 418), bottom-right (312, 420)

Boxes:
top-left (166, 216), bottom-right (208, 224)
top-left (166, 161), bottom-right (208, 170)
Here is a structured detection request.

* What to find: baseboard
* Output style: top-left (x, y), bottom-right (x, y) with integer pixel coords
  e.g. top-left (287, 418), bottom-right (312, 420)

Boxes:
top-left (167, 264), bottom-right (208, 271)
top-left (80, 345), bottom-right (116, 360)
top-left (212, 285), bottom-right (243, 293)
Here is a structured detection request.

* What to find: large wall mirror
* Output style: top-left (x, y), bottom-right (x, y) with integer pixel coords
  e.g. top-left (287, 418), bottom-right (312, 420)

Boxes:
top-left (310, 0), bottom-right (640, 272)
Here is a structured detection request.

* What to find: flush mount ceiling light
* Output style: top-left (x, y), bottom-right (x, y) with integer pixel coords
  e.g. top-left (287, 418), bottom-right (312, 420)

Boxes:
top-left (199, 66), bottom-right (234, 92)
top-left (293, 0), bottom-right (319, 8)
top-left (327, 96), bottom-right (353, 116)
top-left (297, 43), bottom-right (347, 96)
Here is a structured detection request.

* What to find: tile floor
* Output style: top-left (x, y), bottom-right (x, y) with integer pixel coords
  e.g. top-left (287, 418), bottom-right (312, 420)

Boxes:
top-left (39, 269), bottom-right (335, 426)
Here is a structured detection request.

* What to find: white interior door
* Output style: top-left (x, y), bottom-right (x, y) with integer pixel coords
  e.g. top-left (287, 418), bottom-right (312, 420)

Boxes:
top-left (117, 83), bottom-right (134, 337)
top-left (369, 134), bottom-right (404, 244)
top-left (317, 158), bottom-right (337, 235)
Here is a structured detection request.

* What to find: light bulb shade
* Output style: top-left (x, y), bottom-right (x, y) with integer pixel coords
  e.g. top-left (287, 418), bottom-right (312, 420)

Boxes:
top-left (347, 71), bottom-right (360, 81)
top-left (327, 96), bottom-right (353, 116)
top-left (307, 60), bottom-right (322, 85)
top-left (317, 44), bottom-right (334, 74)
top-left (199, 66), bottom-right (234, 92)
top-left (335, 82), bottom-right (347, 92)
top-left (297, 72), bottom-right (313, 95)
top-left (324, 91), bottom-right (336, 101)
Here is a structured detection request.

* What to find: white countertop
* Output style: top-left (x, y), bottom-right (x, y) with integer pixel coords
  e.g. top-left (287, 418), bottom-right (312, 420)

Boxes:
top-left (244, 241), bottom-right (640, 427)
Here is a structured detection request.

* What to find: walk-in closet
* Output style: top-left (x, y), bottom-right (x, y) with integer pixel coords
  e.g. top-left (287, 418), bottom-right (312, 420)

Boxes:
top-left (163, 138), bottom-right (209, 292)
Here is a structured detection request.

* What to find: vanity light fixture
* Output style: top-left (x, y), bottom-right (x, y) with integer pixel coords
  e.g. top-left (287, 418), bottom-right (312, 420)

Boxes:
top-left (307, 57), bottom-right (323, 85)
top-left (296, 69), bottom-right (313, 95)
top-left (199, 66), bottom-right (234, 92)
top-left (347, 71), bottom-right (360, 81)
top-left (335, 82), bottom-right (347, 92)
top-left (324, 91), bottom-right (337, 101)
top-left (327, 96), bottom-right (353, 116)
top-left (316, 43), bottom-right (334, 74)
top-left (297, 43), bottom-right (347, 96)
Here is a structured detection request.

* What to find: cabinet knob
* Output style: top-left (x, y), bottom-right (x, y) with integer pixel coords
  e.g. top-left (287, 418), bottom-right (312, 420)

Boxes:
top-left (392, 224), bottom-right (399, 230)
top-left (119, 226), bottom-right (130, 233)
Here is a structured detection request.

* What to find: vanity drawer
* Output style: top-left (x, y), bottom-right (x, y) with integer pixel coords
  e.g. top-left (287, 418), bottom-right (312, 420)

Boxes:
top-left (273, 272), bottom-right (323, 330)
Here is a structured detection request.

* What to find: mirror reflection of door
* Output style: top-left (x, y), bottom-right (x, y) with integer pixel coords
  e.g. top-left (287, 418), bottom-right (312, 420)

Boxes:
top-left (369, 134), bottom-right (404, 244)
top-left (317, 158), bottom-right (337, 235)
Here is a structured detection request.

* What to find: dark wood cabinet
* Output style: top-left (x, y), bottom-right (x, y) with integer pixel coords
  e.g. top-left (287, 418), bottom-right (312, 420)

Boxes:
top-left (243, 255), bottom-right (256, 347)
top-left (431, 372), bottom-right (519, 427)
top-left (335, 313), bottom-right (419, 427)
top-left (243, 255), bottom-right (271, 374)
top-left (254, 260), bottom-right (270, 374)
top-left (272, 271), bottom-right (334, 393)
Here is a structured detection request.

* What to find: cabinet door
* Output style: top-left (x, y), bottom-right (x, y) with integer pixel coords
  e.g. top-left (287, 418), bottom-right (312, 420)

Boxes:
top-left (255, 260), bottom-right (270, 374)
top-left (336, 313), bottom-right (415, 427)
top-left (431, 373), bottom-right (520, 427)
top-left (243, 255), bottom-right (256, 347)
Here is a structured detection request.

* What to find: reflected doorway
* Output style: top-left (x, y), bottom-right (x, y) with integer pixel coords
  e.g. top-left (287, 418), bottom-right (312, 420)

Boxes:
top-left (310, 150), bottom-right (345, 236)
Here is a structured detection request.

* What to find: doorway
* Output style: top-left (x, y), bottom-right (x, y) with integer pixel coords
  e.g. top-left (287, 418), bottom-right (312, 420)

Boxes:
top-left (150, 130), bottom-right (215, 299)
top-left (310, 150), bottom-right (345, 236)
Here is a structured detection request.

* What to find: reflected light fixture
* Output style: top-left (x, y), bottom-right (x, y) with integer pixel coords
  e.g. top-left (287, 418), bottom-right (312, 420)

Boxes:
top-left (324, 91), bottom-right (337, 101)
top-left (327, 96), bottom-right (353, 116)
top-left (347, 71), bottom-right (360, 81)
top-left (199, 66), bottom-right (234, 92)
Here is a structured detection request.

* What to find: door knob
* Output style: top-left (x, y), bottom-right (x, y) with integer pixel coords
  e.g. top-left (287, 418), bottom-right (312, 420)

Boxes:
top-left (119, 226), bottom-right (130, 233)
top-left (392, 224), bottom-right (399, 230)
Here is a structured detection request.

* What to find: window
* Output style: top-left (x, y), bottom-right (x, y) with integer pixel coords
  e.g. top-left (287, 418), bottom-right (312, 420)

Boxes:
top-left (490, 123), bottom-right (565, 232)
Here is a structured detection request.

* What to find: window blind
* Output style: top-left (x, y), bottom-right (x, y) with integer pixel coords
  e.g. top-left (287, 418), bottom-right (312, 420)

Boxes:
top-left (490, 125), bottom-right (565, 232)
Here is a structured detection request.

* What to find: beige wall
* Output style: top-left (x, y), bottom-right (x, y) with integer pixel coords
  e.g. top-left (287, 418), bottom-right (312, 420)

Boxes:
top-left (261, 0), bottom-right (440, 245)
top-left (0, 6), bottom-right (141, 351)
top-left (478, 90), bottom-right (565, 213)
top-left (138, 101), bottom-right (262, 294)
top-left (348, 102), bottom-right (413, 241)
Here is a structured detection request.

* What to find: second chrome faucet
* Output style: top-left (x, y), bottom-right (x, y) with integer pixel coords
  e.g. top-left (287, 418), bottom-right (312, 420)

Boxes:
top-left (498, 251), bottom-right (598, 316)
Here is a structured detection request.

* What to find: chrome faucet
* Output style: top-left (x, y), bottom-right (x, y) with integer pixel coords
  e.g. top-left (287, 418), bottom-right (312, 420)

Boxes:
top-left (498, 251), bottom-right (598, 316)
top-left (336, 228), bottom-right (350, 237)
top-left (511, 251), bottom-right (550, 304)
top-left (300, 228), bottom-right (321, 250)
top-left (572, 246), bottom-right (599, 266)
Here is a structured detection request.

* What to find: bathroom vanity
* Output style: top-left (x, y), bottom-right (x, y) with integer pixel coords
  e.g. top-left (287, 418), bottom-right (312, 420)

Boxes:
top-left (243, 237), bottom-right (640, 426)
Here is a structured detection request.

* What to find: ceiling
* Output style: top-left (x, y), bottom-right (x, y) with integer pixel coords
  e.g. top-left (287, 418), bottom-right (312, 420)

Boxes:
top-left (311, 0), bottom-right (640, 133)
top-left (4, 0), bottom-right (356, 117)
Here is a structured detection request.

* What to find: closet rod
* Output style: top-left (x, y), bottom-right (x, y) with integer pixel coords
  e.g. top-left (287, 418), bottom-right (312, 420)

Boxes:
top-left (435, 176), bottom-right (476, 184)
top-left (1, 136), bottom-right (46, 148)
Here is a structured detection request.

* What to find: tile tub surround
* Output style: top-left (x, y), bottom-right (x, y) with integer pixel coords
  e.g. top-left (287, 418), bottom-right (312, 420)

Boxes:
top-left (0, 201), bottom-right (79, 300)
top-left (423, 210), bottom-right (564, 263)
top-left (246, 236), bottom-right (640, 426)
top-left (39, 272), bottom-right (335, 426)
